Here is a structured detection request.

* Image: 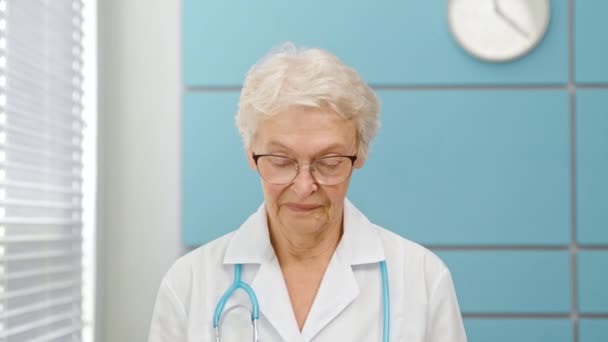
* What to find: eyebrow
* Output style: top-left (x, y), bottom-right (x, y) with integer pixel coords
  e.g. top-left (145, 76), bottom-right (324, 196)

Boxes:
top-left (264, 141), bottom-right (355, 156)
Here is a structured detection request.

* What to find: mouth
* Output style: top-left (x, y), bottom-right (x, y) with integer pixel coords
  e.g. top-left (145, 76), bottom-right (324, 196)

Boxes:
top-left (283, 203), bottom-right (322, 213)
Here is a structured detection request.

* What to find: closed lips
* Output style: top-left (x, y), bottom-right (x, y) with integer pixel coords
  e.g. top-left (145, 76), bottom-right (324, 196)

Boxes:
top-left (284, 203), bottom-right (321, 211)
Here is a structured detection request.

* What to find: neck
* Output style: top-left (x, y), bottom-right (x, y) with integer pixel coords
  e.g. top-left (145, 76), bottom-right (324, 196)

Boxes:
top-left (268, 217), bottom-right (343, 267)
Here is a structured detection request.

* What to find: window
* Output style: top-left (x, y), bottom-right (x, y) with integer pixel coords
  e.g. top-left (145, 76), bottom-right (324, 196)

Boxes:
top-left (0, 0), bottom-right (87, 340)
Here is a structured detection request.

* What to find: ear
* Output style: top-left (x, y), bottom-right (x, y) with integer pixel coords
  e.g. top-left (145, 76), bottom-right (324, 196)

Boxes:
top-left (246, 149), bottom-right (257, 170)
top-left (354, 154), bottom-right (366, 169)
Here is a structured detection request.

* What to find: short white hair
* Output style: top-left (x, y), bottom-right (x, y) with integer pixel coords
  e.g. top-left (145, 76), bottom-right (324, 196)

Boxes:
top-left (236, 42), bottom-right (380, 157)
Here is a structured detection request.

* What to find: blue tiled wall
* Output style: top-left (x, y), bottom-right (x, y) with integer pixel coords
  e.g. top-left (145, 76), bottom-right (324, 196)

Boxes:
top-left (464, 319), bottom-right (573, 342)
top-left (182, 1), bottom-right (608, 340)
top-left (576, 90), bottom-right (608, 245)
top-left (574, 0), bottom-right (608, 83)
top-left (436, 251), bottom-right (571, 313)
top-left (351, 90), bottom-right (571, 246)
top-left (580, 319), bottom-right (608, 342)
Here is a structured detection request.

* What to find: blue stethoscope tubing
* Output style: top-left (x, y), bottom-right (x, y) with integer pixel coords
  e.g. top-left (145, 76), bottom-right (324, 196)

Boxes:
top-left (213, 264), bottom-right (260, 342)
top-left (213, 261), bottom-right (390, 342)
top-left (379, 260), bottom-right (390, 341)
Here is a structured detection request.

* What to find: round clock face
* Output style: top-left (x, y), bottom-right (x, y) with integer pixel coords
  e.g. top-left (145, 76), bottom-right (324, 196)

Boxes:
top-left (448, 0), bottom-right (551, 62)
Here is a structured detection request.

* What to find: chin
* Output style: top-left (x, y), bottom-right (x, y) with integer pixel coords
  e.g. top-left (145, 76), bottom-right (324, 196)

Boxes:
top-left (281, 212), bottom-right (327, 230)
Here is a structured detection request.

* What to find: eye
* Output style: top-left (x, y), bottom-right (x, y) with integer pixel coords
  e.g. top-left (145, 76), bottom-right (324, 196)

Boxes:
top-left (267, 156), bottom-right (294, 167)
top-left (317, 158), bottom-right (343, 168)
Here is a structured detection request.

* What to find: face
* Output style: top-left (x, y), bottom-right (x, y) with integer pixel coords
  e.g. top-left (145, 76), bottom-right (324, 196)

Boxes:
top-left (248, 106), bottom-right (365, 236)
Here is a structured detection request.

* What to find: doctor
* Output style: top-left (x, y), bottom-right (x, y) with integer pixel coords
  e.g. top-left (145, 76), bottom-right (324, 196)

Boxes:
top-left (148, 43), bottom-right (468, 342)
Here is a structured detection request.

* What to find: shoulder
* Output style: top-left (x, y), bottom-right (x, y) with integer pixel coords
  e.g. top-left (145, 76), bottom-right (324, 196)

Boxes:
top-left (160, 231), bottom-right (236, 311)
top-left (374, 225), bottom-right (451, 301)
top-left (377, 226), bottom-right (447, 272)
top-left (165, 231), bottom-right (235, 283)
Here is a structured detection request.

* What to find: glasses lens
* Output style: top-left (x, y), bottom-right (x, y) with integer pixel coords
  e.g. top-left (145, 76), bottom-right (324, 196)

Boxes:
top-left (312, 156), bottom-right (354, 185)
top-left (256, 155), bottom-right (298, 184)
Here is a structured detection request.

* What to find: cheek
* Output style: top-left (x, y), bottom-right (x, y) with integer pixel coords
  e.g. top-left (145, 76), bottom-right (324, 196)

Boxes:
top-left (261, 182), bottom-right (287, 206)
top-left (330, 180), bottom-right (350, 198)
top-left (324, 184), bottom-right (349, 211)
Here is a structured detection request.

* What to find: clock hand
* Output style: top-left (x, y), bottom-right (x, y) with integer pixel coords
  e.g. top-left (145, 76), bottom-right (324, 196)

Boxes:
top-left (493, 0), bottom-right (531, 39)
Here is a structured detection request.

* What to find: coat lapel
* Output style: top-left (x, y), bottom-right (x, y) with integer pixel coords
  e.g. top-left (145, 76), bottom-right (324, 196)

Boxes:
top-left (250, 256), bottom-right (302, 341)
top-left (223, 204), bottom-right (301, 341)
top-left (300, 199), bottom-right (386, 340)
top-left (299, 250), bottom-right (359, 341)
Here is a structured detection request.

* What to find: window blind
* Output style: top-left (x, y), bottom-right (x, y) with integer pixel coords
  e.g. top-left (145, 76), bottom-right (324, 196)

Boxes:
top-left (0, 0), bottom-right (84, 341)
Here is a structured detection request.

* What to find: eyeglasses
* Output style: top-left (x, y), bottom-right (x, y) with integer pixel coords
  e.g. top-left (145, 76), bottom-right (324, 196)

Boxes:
top-left (252, 153), bottom-right (357, 185)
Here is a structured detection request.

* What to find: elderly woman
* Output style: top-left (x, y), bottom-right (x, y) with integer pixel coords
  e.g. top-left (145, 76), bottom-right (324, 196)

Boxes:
top-left (148, 44), bottom-right (467, 342)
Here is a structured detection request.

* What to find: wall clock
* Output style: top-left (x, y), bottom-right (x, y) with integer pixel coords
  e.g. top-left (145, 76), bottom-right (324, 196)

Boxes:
top-left (448, 0), bottom-right (551, 62)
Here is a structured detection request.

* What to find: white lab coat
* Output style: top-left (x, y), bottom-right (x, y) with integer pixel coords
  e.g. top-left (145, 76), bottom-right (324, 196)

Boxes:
top-left (148, 199), bottom-right (468, 342)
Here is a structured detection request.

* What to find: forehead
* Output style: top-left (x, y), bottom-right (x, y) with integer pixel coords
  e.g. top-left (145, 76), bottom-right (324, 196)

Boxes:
top-left (254, 106), bottom-right (357, 154)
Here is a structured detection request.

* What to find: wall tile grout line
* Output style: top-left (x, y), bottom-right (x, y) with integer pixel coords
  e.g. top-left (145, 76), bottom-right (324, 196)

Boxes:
top-left (429, 245), bottom-right (568, 251)
top-left (462, 313), bottom-right (608, 319)
top-left (184, 86), bottom-right (243, 92)
top-left (370, 85), bottom-right (565, 91)
top-left (186, 244), bottom-right (608, 252)
top-left (580, 314), bottom-right (608, 318)
top-left (429, 245), bottom-right (608, 251)
top-left (184, 84), bottom-right (608, 93)
top-left (368, 84), bottom-right (569, 91)
top-left (568, 0), bottom-right (579, 341)
top-left (463, 313), bottom-right (570, 319)
top-left (578, 245), bottom-right (608, 250)
top-left (186, 244), bottom-right (608, 251)
top-left (576, 84), bottom-right (608, 88)
top-left (185, 244), bottom-right (608, 253)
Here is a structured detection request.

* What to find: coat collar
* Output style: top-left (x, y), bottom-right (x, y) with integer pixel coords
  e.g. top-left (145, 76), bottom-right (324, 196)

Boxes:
top-left (222, 198), bottom-right (385, 266)
top-left (222, 198), bottom-right (386, 341)
top-left (222, 204), bottom-right (274, 265)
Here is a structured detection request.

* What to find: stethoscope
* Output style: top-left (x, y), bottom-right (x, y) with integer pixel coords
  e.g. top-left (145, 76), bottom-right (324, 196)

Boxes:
top-left (213, 261), bottom-right (390, 342)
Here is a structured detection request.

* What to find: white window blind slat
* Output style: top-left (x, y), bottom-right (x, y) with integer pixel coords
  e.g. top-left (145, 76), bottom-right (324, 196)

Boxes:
top-left (2, 128), bottom-right (83, 149)
top-left (29, 325), bottom-right (83, 342)
top-left (7, 27), bottom-right (83, 49)
top-left (2, 158), bottom-right (82, 177)
top-left (2, 117), bottom-right (84, 139)
top-left (1, 144), bottom-right (83, 167)
top-left (0, 233), bottom-right (81, 243)
top-left (5, 62), bottom-right (83, 89)
top-left (0, 296), bottom-right (82, 319)
top-left (6, 60), bottom-right (80, 90)
top-left (2, 162), bottom-right (82, 181)
top-left (1, 128), bottom-right (82, 152)
top-left (0, 295), bottom-right (81, 320)
top-left (0, 0), bottom-right (84, 340)
top-left (9, 13), bottom-right (83, 38)
top-left (0, 180), bottom-right (82, 195)
top-left (9, 2), bottom-right (82, 38)
top-left (0, 217), bottom-right (80, 227)
top-left (5, 61), bottom-right (82, 90)
top-left (0, 311), bottom-right (81, 338)
top-left (6, 90), bottom-right (82, 116)
top-left (1, 265), bottom-right (80, 281)
top-left (4, 75), bottom-right (83, 105)
top-left (0, 199), bottom-right (81, 210)
top-left (4, 77), bottom-right (83, 105)
top-left (0, 250), bottom-right (80, 262)
top-left (8, 27), bottom-right (81, 51)
top-left (0, 279), bottom-right (80, 301)
top-left (7, 44), bottom-right (81, 73)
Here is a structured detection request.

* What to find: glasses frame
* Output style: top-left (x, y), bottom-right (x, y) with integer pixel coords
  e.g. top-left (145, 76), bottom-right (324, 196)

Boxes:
top-left (252, 153), bottom-right (358, 185)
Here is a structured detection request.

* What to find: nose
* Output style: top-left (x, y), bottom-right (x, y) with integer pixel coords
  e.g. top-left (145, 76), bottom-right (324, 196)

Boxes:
top-left (291, 164), bottom-right (318, 198)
